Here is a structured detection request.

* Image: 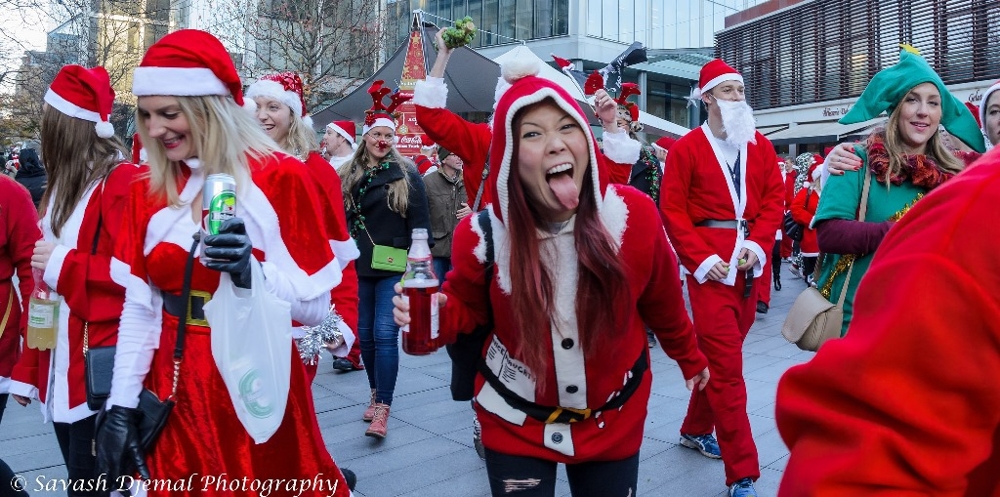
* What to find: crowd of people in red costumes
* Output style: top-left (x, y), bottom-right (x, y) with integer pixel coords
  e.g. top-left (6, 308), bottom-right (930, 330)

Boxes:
top-left (2, 24), bottom-right (1000, 497)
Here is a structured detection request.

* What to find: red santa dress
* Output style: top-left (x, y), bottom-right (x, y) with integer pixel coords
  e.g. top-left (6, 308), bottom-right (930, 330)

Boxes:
top-left (108, 155), bottom-right (350, 496)
top-left (790, 187), bottom-right (819, 257)
top-left (0, 177), bottom-right (38, 393)
top-left (303, 151), bottom-right (361, 376)
top-left (10, 164), bottom-right (143, 423)
top-left (438, 72), bottom-right (707, 465)
top-left (659, 123), bottom-right (784, 485)
top-left (776, 149), bottom-right (1000, 496)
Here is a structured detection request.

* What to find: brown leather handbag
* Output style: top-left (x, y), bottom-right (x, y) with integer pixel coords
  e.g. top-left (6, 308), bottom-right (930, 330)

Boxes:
top-left (782, 165), bottom-right (871, 352)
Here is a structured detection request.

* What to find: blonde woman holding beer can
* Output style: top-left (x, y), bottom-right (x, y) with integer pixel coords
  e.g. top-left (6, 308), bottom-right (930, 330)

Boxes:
top-left (93, 30), bottom-right (351, 496)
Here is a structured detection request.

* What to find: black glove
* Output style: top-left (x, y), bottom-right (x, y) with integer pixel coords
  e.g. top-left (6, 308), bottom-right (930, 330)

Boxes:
top-left (204, 217), bottom-right (254, 289)
top-left (95, 405), bottom-right (150, 484)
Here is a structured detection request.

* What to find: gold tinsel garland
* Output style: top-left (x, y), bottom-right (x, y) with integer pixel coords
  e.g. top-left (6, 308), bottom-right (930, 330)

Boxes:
top-left (819, 192), bottom-right (925, 299)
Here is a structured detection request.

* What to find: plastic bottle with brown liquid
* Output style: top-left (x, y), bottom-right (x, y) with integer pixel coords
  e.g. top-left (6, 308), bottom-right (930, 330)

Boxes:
top-left (26, 267), bottom-right (58, 350)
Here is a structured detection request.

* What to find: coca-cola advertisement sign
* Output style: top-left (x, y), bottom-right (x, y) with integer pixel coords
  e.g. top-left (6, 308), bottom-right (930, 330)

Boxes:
top-left (395, 26), bottom-right (429, 157)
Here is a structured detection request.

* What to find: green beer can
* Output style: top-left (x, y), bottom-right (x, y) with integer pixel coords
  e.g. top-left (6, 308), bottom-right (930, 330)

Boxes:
top-left (203, 173), bottom-right (236, 235)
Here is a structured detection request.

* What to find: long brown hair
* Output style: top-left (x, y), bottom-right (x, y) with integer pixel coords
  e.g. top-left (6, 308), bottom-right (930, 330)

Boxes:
top-left (39, 105), bottom-right (128, 237)
top-left (338, 139), bottom-right (413, 215)
top-left (880, 101), bottom-right (965, 185)
top-left (505, 108), bottom-right (631, 386)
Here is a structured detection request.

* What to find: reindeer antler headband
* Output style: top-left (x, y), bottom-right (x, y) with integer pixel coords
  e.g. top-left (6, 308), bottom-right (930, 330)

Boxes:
top-left (615, 82), bottom-right (642, 132)
top-left (363, 80), bottom-right (411, 135)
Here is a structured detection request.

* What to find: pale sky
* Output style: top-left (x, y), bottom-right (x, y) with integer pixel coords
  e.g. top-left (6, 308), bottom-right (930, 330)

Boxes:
top-left (1, 3), bottom-right (60, 92)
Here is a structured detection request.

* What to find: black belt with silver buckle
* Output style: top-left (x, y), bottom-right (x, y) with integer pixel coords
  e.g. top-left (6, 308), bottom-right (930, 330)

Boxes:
top-left (695, 219), bottom-right (749, 238)
top-left (477, 350), bottom-right (649, 424)
top-left (162, 290), bottom-right (212, 327)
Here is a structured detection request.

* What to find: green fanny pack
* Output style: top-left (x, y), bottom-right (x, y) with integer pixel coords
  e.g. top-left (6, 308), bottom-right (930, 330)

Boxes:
top-left (371, 244), bottom-right (407, 272)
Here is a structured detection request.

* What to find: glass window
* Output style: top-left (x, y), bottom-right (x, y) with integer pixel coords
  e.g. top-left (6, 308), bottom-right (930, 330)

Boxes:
top-left (603, 1), bottom-right (618, 40)
top-left (515, 0), bottom-right (532, 40)
top-left (467, 0), bottom-right (483, 47)
top-left (633, 0), bottom-right (648, 45)
top-left (618, 1), bottom-right (631, 43)
top-left (482, 0), bottom-right (499, 45)
top-left (498, 0), bottom-right (515, 41)
top-left (587, 0), bottom-right (602, 37)
top-left (554, 0), bottom-right (568, 36)
top-left (535, 0), bottom-right (553, 38)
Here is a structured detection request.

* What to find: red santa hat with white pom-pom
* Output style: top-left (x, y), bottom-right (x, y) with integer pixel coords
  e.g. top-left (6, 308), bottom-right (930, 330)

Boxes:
top-left (688, 59), bottom-right (743, 103)
top-left (45, 65), bottom-right (117, 138)
top-left (245, 72), bottom-right (313, 128)
top-left (488, 56), bottom-right (608, 226)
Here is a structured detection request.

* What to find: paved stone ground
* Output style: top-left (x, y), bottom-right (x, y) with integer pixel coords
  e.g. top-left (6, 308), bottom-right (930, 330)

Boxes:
top-left (1, 268), bottom-right (814, 496)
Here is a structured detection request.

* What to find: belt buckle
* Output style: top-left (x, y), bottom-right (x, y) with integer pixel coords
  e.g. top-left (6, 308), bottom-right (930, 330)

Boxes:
top-left (187, 290), bottom-right (211, 327)
top-left (545, 406), bottom-right (592, 424)
top-left (738, 220), bottom-right (749, 238)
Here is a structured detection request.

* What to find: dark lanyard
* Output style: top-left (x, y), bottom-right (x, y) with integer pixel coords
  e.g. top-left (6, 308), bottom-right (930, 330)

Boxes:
top-left (726, 151), bottom-right (742, 201)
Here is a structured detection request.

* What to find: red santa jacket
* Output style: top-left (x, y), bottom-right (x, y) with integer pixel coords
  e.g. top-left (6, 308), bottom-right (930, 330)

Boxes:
top-left (10, 163), bottom-right (144, 421)
top-left (439, 185), bottom-right (707, 463)
top-left (783, 170), bottom-right (797, 210)
top-left (776, 152), bottom-right (1000, 496)
top-left (413, 78), bottom-right (493, 208)
top-left (790, 188), bottom-right (819, 256)
top-left (659, 124), bottom-right (784, 285)
top-left (303, 152), bottom-right (358, 334)
top-left (0, 177), bottom-right (38, 380)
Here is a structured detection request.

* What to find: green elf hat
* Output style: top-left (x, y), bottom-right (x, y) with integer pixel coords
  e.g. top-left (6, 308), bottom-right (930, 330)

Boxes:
top-left (840, 45), bottom-right (986, 153)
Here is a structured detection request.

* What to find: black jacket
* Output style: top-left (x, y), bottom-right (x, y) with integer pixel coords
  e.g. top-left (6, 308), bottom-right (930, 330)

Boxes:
top-left (346, 161), bottom-right (432, 279)
top-left (15, 151), bottom-right (46, 208)
top-left (629, 146), bottom-right (661, 207)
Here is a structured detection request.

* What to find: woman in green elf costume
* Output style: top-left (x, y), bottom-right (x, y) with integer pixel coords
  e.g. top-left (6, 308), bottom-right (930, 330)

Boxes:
top-left (812, 46), bottom-right (986, 337)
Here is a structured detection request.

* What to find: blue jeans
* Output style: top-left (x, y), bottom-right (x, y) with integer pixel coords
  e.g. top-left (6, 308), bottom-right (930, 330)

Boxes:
top-left (358, 276), bottom-right (401, 405)
top-left (432, 257), bottom-right (451, 287)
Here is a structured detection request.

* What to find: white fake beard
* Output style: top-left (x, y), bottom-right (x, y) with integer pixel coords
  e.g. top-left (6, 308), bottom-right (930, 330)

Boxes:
top-left (717, 99), bottom-right (757, 147)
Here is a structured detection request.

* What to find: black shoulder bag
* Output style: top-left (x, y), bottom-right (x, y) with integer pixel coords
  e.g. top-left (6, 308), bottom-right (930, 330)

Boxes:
top-left (91, 234), bottom-right (200, 457)
top-left (782, 190), bottom-right (812, 242)
top-left (445, 210), bottom-right (494, 401)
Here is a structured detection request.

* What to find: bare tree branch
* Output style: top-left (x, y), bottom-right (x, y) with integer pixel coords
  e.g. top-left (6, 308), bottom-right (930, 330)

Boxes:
top-left (207, 0), bottom-right (389, 111)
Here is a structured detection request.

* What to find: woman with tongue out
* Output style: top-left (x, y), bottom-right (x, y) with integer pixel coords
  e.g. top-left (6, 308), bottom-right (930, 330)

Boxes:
top-left (392, 58), bottom-right (709, 496)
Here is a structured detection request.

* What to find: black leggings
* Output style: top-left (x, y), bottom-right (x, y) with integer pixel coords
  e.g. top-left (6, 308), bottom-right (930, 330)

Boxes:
top-left (802, 256), bottom-right (818, 281)
top-left (53, 415), bottom-right (108, 497)
top-left (485, 448), bottom-right (639, 497)
top-left (771, 240), bottom-right (782, 280)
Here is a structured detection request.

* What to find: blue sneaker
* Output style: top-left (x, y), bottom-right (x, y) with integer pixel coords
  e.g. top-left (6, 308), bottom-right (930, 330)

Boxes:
top-left (729, 478), bottom-right (758, 497)
top-left (679, 433), bottom-right (722, 459)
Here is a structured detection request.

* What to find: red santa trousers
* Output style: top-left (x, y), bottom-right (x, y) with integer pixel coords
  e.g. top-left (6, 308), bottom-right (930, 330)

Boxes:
top-left (680, 271), bottom-right (760, 485)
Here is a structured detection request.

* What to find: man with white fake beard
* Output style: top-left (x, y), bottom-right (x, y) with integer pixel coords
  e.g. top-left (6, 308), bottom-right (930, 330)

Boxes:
top-left (658, 59), bottom-right (783, 497)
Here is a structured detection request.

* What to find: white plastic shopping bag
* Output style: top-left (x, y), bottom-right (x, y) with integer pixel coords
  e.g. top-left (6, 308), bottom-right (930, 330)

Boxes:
top-left (204, 262), bottom-right (292, 444)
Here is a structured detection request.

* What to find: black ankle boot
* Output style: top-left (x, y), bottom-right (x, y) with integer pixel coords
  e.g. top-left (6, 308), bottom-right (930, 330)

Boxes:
top-left (774, 274), bottom-right (781, 291)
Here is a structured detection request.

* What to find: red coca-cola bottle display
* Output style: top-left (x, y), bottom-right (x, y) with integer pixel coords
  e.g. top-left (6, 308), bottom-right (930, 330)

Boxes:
top-left (401, 228), bottom-right (440, 355)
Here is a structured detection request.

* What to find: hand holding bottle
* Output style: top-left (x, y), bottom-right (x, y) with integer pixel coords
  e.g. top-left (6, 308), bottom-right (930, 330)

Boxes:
top-left (30, 240), bottom-right (55, 271)
top-left (392, 282), bottom-right (448, 327)
top-left (397, 229), bottom-right (444, 355)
